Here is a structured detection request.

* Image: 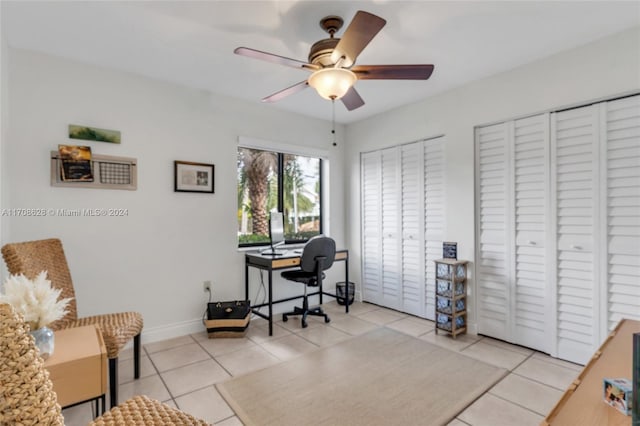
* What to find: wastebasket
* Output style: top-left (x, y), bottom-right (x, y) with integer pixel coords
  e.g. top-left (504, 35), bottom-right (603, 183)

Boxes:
top-left (336, 281), bottom-right (355, 306)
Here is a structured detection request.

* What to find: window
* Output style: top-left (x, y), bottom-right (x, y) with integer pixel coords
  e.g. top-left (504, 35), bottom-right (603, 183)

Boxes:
top-left (237, 147), bottom-right (322, 247)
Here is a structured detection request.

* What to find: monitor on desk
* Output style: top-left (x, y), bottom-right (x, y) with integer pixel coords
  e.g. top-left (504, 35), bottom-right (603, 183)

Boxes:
top-left (262, 211), bottom-right (285, 256)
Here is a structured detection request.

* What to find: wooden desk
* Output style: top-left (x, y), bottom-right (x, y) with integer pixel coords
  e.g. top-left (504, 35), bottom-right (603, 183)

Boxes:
top-left (245, 249), bottom-right (350, 335)
top-left (543, 319), bottom-right (639, 425)
top-left (45, 325), bottom-right (107, 414)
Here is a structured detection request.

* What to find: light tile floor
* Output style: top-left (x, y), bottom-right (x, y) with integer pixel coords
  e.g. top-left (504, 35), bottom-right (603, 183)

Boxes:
top-left (62, 301), bottom-right (582, 425)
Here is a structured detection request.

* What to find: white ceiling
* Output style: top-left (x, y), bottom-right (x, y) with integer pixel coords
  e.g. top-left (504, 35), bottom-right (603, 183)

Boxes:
top-left (2, 1), bottom-right (639, 124)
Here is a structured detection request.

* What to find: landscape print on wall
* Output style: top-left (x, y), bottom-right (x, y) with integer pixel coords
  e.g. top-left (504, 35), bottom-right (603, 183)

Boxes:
top-left (69, 124), bottom-right (121, 144)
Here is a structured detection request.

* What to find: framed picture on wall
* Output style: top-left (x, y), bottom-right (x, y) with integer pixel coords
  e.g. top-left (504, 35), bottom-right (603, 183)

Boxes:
top-left (443, 241), bottom-right (458, 259)
top-left (174, 161), bottom-right (214, 193)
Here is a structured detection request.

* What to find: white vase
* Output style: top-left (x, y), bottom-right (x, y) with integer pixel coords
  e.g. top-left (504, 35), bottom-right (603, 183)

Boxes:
top-left (31, 326), bottom-right (55, 360)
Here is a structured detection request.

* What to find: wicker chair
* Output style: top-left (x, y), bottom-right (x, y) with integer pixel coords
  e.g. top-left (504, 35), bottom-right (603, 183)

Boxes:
top-left (0, 303), bottom-right (209, 426)
top-left (1, 238), bottom-right (144, 408)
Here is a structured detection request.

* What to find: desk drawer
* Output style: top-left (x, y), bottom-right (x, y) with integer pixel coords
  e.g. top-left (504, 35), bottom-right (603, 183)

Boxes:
top-left (335, 251), bottom-right (348, 261)
top-left (272, 257), bottom-right (300, 268)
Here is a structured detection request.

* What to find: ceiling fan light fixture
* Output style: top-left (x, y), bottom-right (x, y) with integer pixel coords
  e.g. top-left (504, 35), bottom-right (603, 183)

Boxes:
top-left (308, 68), bottom-right (357, 100)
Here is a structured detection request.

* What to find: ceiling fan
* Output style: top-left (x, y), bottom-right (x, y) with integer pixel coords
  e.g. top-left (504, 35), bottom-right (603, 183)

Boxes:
top-left (234, 10), bottom-right (434, 111)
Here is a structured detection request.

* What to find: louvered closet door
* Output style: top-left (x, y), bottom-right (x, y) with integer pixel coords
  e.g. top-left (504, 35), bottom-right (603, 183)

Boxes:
top-left (603, 96), bottom-right (640, 332)
top-left (552, 105), bottom-right (600, 364)
top-left (381, 147), bottom-right (402, 310)
top-left (424, 138), bottom-right (445, 321)
top-left (361, 151), bottom-right (382, 305)
top-left (512, 114), bottom-right (549, 351)
top-left (401, 142), bottom-right (424, 316)
top-left (476, 123), bottom-right (511, 340)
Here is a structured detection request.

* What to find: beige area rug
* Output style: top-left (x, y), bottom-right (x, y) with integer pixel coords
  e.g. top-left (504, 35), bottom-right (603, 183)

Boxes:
top-left (216, 328), bottom-right (508, 426)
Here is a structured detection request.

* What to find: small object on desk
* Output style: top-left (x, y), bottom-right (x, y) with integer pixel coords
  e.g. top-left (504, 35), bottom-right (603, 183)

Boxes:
top-left (263, 211), bottom-right (286, 256)
top-left (603, 378), bottom-right (632, 416)
top-left (261, 249), bottom-right (285, 256)
top-left (293, 249), bottom-right (303, 254)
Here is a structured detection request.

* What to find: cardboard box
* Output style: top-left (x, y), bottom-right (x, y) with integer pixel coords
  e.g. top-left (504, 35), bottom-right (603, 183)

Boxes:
top-left (542, 320), bottom-right (640, 425)
top-left (603, 378), bottom-right (632, 416)
top-left (45, 325), bottom-right (107, 407)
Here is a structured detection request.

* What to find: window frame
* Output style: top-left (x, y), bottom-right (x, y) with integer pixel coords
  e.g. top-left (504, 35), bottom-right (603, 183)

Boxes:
top-left (237, 137), bottom-right (327, 249)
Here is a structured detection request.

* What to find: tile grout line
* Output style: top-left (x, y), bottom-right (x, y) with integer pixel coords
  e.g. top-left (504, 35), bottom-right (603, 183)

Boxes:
top-left (482, 351), bottom-right (551, 419)
top-left (141, 336), bottom-right (190, 407)
top-left (512, 350), bottom-right (535, 372)
top-left (487, 390), bottom-right (548, 418)
top-left (509, 370), bottom-right (576, 393)
top-left (192, 334), bottom-right (241, 379)
top-left (530, 352), bottom-right (583, 371)
top-left (480, 349), bottom-right (534, 400)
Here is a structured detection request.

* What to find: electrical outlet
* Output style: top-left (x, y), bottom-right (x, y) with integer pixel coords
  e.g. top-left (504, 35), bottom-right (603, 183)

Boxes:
top-left (203, 281), bottom-right (211, 293)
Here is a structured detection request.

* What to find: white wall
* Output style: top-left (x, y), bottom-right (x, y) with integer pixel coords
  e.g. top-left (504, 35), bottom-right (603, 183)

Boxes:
top-left (345, 27), bottom-right (640, 330)
top-left (3, 49), bottom-right (347, 342)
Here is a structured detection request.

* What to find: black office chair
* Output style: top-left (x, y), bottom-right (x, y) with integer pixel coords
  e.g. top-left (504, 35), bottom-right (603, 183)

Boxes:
top-left (281, 236), bottom-right (336, 328)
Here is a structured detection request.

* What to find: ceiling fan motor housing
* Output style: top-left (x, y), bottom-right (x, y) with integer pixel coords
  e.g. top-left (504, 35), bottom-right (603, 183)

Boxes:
top-left (309, 15), bottom-right (353, 68)
top-left (308, 38), bottom-right (342, 67)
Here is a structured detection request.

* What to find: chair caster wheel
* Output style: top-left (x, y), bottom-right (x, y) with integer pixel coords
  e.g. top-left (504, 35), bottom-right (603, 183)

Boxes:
top-left (302, 320), bottom-right (308, 328)
top-left (282, 315), bottom-right (288, 322)
top-left (325, 317), bottom-right (331, 323)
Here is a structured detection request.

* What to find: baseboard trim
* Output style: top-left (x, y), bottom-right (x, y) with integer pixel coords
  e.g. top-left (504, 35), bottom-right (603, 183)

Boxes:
top-left (467, 321), bottom-right (478, 335)
top-left (128, 302), bottom-right (478, 347)
top-left (125, 318), bottom-right (205, 348)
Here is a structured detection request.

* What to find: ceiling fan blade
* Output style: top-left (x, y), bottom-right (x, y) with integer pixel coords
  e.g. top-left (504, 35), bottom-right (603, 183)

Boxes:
top-left (352, 64), bottom-right (435, 80)
top-left (341, 87), bottom-right (365, 111)
top-left (234, 47), bottom-right (319, 71)
top-left (262, 80), bottom-right (309, 103)
top-left (331, 11), bottom-right (386, 67)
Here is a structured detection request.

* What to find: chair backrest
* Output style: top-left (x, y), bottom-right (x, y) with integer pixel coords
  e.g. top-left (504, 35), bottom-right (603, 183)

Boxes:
top-left (300, 236), bottom-right (336, 273)
top-left (1, 239), bottom-right (78, 328)
top-left (0, 303), bottom-right (64, 425)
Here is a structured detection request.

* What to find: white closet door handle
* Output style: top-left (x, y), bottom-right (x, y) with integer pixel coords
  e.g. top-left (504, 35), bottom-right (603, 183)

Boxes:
top-left (528, 241), bottom-right (536, 246)
top-left (570, 245), bottom-right (582, 250)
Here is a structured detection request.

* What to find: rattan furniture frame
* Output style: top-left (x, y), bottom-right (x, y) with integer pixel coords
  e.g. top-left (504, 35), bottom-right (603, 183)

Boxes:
top-left (1, 238), bottom-right (143, 408)
top-left (0, 303), bottom-right (208, 425)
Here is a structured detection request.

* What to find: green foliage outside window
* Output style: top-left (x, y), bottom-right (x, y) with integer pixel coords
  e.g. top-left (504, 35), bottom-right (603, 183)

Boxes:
top-left (237, 147), bottom-right (322, 246)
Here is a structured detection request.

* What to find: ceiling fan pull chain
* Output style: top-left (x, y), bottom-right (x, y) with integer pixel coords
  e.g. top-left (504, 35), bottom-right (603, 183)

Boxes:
top-left (332, 99), bottom-right (337, 146)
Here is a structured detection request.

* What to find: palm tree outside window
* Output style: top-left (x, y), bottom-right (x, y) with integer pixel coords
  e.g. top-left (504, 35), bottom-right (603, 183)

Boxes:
top-left (237, 147), bottom-right (322, 247)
